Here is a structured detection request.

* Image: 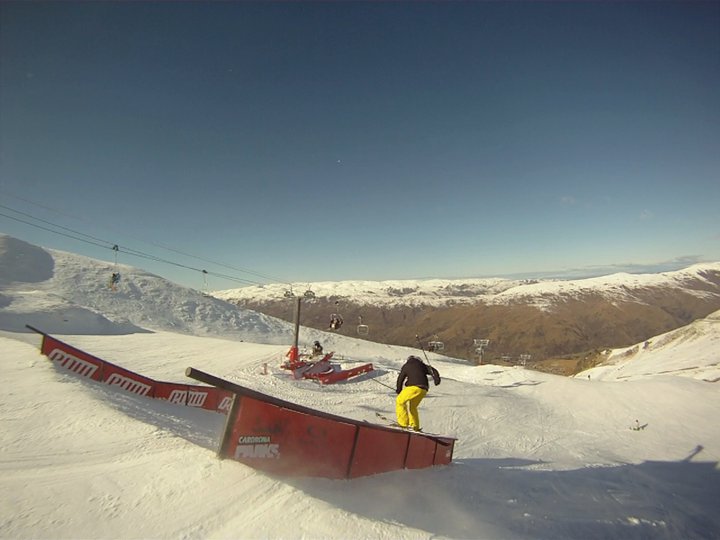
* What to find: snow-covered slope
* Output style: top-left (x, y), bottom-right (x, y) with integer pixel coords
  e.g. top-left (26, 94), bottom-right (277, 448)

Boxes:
top-left (1, 233), bottom-right (719, 539)
top-left (578, 308), bottom-right (720, 383)
top-left (0, 234), bottom-right (293, 342)
top-left (214, 263), bottom-right (720, 309)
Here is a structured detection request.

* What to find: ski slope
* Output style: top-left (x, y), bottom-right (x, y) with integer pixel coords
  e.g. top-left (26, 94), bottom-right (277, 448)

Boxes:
top-left (1, 234), bottom-right (719, 539)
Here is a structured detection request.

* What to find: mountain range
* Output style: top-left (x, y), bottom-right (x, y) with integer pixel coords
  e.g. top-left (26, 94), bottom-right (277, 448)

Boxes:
top-left (215, 264), bottom-right (720, 373)
top-left (4, 232), bottom-right (720, 376)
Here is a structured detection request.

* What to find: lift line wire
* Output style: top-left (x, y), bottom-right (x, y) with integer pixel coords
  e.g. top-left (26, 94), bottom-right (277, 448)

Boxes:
top-left (0, 210), bottom-right (110, 251)
top-left (0, 191), bottom-right (290, 285)
top-left (0, 206), bottom-right (268, 287)
top-left (0, 208), bottom-right (260, 286)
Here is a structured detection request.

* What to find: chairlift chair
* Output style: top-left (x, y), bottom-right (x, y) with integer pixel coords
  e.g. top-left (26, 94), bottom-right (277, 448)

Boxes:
top-left (356, 316), bottom-right (369, 336)
top-left (201, 269), bottom-right (212, 297)
top-left (428, 341), bottom-right (445, 352)
top-left (329, 313), bottom-right (343, 331)
top-left (284, 289), bottom-right (295, 298)
top-left (109, 272), bottom-right (121, 291)
top-left (108, 244), bottom-right (121, 291)
top-left (303, 289), bottom-right (316, 299)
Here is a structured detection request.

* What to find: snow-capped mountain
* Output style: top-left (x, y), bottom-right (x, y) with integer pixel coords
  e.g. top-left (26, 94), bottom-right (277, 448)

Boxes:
top-left (214, 263), bottom-right (720, 309)
top-left (3, 231), bottom-right (719, 370)
top-left (214, 263), bottom-right (720, 367)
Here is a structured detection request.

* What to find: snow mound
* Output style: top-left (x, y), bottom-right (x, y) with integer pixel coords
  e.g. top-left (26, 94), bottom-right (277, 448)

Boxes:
top-left (0, 301), bottom-right (146, 335)
top-left (0, 235), bottom-right (294, 343)
top-left (577, 308), bottom-right (720, 382)
top-left (0, 234), bottom-right (54, 284)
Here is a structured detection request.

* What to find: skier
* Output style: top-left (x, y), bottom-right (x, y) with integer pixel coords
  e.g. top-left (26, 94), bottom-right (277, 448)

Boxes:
top-left (395, 355), bottom-right (441, 431)
top-left (312, 340), bottom-right (323, 356)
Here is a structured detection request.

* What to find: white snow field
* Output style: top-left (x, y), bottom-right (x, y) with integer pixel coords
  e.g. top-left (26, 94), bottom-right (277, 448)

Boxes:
top-left (1, 234), bottom-right (719, 539)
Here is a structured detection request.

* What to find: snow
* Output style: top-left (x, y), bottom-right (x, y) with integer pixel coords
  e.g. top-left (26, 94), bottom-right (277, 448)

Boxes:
top-left (577, 310), bottom-right (720, 383)
top-left (214, 263), bottom-right (720, 311)
top-left (1, 233), bottom-right (719, 539)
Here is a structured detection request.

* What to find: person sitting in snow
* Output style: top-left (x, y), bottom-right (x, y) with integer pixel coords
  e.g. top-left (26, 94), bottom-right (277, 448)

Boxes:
top-left (395, 355), bottom-right (441, 431)
top-left (312, 340), bottom-right (323, 357)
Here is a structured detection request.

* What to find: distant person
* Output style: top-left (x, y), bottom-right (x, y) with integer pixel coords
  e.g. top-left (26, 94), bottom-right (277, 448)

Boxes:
top-left (312, 340), bottom-right (323, 356)
top-left (109, 272), bottom-right (121, 291)
top-left (395, 355), bottom-right (441, 431)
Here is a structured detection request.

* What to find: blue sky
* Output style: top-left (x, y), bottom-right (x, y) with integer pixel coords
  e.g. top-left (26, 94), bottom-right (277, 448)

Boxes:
top-left (1, 2), bottom-right (718, 290)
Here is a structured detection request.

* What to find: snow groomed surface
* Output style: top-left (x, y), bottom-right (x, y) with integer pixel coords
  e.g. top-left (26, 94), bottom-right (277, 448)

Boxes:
top-left (187, 367), bottom-right (456, 479)
top-left (29, 325), bottom-right (456, 480)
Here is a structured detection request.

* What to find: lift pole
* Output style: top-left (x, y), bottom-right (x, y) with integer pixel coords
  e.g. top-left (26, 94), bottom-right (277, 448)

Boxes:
top-left (288, 295), bottom-right (302, 363)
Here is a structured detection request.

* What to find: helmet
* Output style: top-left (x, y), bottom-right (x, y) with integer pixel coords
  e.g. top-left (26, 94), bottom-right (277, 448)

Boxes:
top-left (407, 355), bottom-right (421, 362)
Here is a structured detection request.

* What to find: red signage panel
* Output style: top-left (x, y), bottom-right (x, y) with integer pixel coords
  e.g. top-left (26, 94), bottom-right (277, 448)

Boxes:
top-left (215, 390), bottom-right (234, 414)
top-left (405, 435), bottom-right (438, 469)
top-left (433, 439), bottom-right (455, 466)
top-left (316, 363), bottom-right (374, 385)
top-left (153, 383), bottom-right (232, 415)
top-left (349, 427), bottom-right (408, 478)
top-left (223, 396), bottom-right (357, 478)
top-left (154, 382), bottom-right (191, 404)
top-left (101, 362), bottom-right (155, 397)
top-left (41, 335), bottom-right (104, 381)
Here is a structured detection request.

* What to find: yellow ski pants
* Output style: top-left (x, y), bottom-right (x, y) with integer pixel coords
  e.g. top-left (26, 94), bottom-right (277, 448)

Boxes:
top-left (396, 386), bottom-right (428, 430)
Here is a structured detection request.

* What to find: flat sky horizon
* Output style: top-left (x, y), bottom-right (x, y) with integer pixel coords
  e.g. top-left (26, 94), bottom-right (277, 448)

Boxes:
top-left (1, 1), bottom-right (718, 290)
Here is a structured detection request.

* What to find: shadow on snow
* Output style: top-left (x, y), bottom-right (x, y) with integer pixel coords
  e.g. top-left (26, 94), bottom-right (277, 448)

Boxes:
top-left (70, 367), bottom-right (720, 540)
top-left (290, 456), bottom-right (720, 540)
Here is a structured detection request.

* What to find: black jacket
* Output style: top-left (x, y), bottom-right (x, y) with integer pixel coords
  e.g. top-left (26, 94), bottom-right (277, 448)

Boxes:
top-left (396, 356), bottom-right (441, 394)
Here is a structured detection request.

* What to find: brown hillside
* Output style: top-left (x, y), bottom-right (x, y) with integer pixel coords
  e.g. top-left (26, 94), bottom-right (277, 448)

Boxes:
top-left (228, 270), bottom-right (720, 373)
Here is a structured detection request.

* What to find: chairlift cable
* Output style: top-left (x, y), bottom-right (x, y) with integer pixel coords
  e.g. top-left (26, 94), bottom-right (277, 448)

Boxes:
top-left (0, 211), bottom-right (110, 250)
top-left (0, 207), bottom-right (264, 286)
top-left (0, 204), bottom-right (118, 248)
top-left (0, 195), bottom-right (288, 284)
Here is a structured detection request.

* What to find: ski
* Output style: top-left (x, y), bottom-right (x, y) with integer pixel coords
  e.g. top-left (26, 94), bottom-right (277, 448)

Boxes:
top-left (375, 412), bottom-right (422, 432)
top-left (375, 411), bottom-right (395, 424)
top-left (373, 412), bottom-right (456, 446)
